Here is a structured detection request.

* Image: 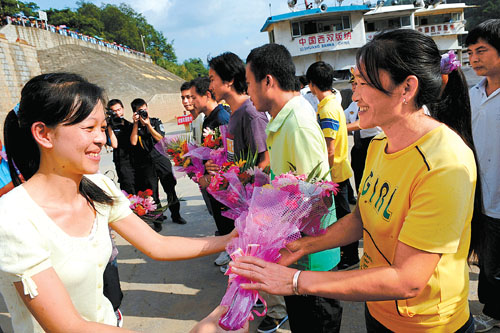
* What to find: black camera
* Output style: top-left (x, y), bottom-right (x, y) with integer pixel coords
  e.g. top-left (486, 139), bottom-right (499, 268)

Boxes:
top-left (136, 108), bottom-right (148, 120)
top-left (106, 110), bottom-right (123, 127)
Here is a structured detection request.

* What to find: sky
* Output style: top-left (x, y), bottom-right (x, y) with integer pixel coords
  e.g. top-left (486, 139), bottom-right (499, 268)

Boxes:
top-left (31, 0), bottom-right (356, 64)
top-left (30, 0), bottom-right (297, 63)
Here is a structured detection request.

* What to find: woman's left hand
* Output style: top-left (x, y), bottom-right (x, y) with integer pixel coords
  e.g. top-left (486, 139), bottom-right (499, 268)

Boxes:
top-left (190, 306), bottom-right (249, 333)
top-left (229, 256), bottom-right (297, 296)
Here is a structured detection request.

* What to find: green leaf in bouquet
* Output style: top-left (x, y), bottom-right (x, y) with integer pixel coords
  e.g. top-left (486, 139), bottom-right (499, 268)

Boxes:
top-left (287, 162), bottom-right (297, 172)
top-left (306, 161), bottom-right (323, 183)
top-left (320, 165), bottom-right (335, 181)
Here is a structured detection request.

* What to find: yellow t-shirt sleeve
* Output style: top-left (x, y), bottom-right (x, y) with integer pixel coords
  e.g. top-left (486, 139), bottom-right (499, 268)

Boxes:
top-left (398, 164), bottom-right (474, 253)
top-left (318, 106), bottom-right (340, 140)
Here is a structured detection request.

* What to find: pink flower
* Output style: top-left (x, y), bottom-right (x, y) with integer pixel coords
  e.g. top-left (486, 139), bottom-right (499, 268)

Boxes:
top-left (142, 197), bottom-right (157, 211)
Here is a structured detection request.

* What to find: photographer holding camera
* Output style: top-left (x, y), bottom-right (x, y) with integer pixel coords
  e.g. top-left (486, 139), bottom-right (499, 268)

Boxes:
top-left (130, 98), bottom-right (186, 232)
top-left (106, 99), bottom-right (137, 195)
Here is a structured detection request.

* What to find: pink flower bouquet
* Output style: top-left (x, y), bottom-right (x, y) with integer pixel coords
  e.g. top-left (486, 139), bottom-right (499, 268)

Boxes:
top-left (155, 126), bottom-right (229, 183)
top-left (218, 172), bottom-right (339, 330)
top-left (122, 189), bottom-right (167, 219)
top-left (207, 165), bottom-right (270, 220)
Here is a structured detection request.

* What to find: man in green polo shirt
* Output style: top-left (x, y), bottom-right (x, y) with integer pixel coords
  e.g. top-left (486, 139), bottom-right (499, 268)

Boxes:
top-left (246, 43), bottom-right (342, 333)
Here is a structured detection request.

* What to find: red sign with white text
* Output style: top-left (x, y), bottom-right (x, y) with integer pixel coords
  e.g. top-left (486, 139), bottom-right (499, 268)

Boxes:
top-left (177, 114), bottom-right (193, 125)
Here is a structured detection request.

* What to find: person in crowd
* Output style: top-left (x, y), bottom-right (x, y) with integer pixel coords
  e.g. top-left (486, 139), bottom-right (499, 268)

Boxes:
top-left (191, 77), bottom-right (234, 248)
top-left (299, 75), bottom-right (318, 117)
top-left (0, 138), bottom-right (15, 197)
top-left (344, 69), bottom-right (383, 197)
top-left (307, 61), bottom-right (357, 271)
top-left (106, 99), bottom-right (136, 195)
top-left (465, 19), bottom-right (500, 332)
top-left (232, 29), bottom-right (478, 333)
top-left (206, 52), bottom-right (273, 314)
top-left (244, 43), bottom-right (342, 333)
top-left (181, 81), bottom-right (205, 145)
top-left (0, 72), bottom-right (236, 332)
top-left (130, 98), bottom-right (187, 231)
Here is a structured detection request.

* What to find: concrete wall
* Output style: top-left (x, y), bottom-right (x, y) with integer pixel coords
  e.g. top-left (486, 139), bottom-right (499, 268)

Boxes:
top-left (1, 24), bottom-right (152, 64)
top-left (0, 25), bottom-right (185, 135)
top-left (0, 33), bottom-right (41, 134)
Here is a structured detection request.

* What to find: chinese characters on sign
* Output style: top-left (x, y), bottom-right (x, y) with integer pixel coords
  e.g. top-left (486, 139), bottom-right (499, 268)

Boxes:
top-left (417, 23), bottom-right (463, 36)
top-left (298, 31), bottom-right (352, 53)
top-left (177, 114), bottom-right (193, 125)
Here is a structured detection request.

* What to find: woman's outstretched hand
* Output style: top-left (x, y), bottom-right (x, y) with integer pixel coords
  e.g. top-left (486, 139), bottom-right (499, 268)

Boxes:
top-left (229, 256), bottom-right (298, 296)
top-left (190, 306), bottom-right (249, 333)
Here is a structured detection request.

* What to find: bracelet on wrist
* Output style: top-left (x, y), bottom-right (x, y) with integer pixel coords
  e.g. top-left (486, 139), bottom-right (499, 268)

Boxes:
top-left (293, 270), bottom-right (302, 295)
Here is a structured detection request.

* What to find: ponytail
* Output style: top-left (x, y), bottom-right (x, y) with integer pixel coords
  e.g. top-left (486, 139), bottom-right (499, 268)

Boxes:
top-left (428, 63), bottom-right (483, 261)
top-left (4, 110), bottom-right (38, 186)
top-left (429, 69), bottom-right (473, 147)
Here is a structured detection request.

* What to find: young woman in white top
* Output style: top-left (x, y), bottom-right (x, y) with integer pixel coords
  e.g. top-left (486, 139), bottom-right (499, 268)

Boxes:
top-left (0, 73), bottom-right (238, 332)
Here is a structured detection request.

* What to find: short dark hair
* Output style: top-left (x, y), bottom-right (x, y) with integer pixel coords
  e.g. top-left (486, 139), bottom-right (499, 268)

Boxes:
top-left (208, 52), bottom-right (247, 94)
top-left (191, 77), bottom-right (215, 100)
top-left (131, 98), bottom-right (147, 112)
top-left (466, 19), bottom-right (500, 55)
top-left (246, 44), bottom-right (296, 92)
top-left (306, 61), bottom-right (334, 92)
top-left (180, 81), bottom-right (193, 92)
top-left (107, 99), bottom-right (123, 110)
top-left (298, 75), bottom-right (308, 87)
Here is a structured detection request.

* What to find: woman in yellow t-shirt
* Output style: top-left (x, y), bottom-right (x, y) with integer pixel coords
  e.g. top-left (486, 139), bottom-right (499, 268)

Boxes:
top-left (231, 29), bottom-right (479, 332)
top-left (0, 73), bottom-right (241, 333)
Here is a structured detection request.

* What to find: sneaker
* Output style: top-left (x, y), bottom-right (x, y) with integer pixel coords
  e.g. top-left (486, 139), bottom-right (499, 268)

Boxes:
top-left (220, 264), bottom-right (229, 274)
top-left (338, 258), bottom-right (359, 271)
top-left (115, 309), bottom-right (123, 328)
top-left (257, 315), bottom-right (288, 333)
top-left (474, 313), bottom-right (500, 332)
top-left (214, 251), bottom-right (231, 266)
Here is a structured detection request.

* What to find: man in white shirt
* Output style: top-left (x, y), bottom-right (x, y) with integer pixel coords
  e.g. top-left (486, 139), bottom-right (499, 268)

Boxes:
top-left (180, 81), bottom-right (204, 144)
top-left (466, 19), bottom-right (500, 333)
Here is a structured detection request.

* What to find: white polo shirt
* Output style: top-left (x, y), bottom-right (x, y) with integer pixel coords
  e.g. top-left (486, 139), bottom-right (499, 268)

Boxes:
top-left (470, 78), bottom-right (500, 218)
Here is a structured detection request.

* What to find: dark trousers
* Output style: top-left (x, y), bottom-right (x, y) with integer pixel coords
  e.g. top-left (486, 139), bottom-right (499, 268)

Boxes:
top-left (115, 161), bottom-right (135, 195)
top-left (284, 294), bottom-right (342, 333)
top-left (103, 260), bottom-right (123, 311)
top-left (208, 192), bottom-right (234, 236)
top-left (136, 151), bottom-right (181, 219)
top-left (478, 214), bottom-right (500, 319)
top-left (351, 136), bottom-right (375, 193)
top-left (364, 304), bottom-right (475, 332)
top-left (336, 180), bottom-right (358, 261)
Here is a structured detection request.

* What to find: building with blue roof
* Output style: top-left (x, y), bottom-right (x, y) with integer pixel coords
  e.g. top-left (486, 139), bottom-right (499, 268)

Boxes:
top-left (261, 0), bottom-right (472, 79)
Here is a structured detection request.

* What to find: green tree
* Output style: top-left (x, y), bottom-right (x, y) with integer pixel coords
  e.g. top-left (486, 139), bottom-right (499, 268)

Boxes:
top-left (464, 0), bottom-right (500, 30)
top-left (183, 58), bottom-right (208, 79)
top-left (1, 0), bottom-right (38, 17)
top-left (5, 1), bottom-right (207, 81)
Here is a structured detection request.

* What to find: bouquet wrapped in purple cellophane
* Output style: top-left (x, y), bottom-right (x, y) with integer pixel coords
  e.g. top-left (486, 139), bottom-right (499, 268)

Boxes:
top-left (207, 166), bottom-right (270, 220)
top-left (218, 173), bottom-right (338, 330)
top-left (154, 126), bottom-right (228, 183)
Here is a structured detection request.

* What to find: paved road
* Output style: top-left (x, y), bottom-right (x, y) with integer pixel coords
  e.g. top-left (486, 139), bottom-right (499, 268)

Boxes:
top-left (0, 118), bottom-right (496, 332)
